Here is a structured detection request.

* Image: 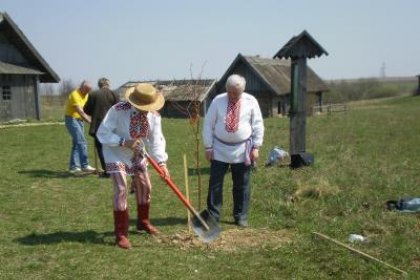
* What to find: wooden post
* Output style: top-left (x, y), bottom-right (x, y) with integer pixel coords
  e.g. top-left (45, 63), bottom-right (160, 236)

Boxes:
top-left (273, 30), bottom-right (328, 168)
top-left (289, 58), bottom-right (307, 156)
top-left (183, 154), bottom-right (192, 233)
top-left (34, 76), bottom-right (41, 120)
top-left (317, 91), bottom-right (323, 113)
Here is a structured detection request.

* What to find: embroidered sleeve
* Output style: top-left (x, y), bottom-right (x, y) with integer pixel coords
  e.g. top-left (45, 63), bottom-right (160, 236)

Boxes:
top-left (250, 97), bottom-right (264, 147)
top-left (145, 112), bottom-right (168, 163)
top-left (97, 105), bottom-right (123, 147)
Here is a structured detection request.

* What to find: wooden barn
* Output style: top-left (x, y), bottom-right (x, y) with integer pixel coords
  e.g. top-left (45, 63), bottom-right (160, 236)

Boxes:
top-left (116, 79), bottom-right (217, 118)
top-left (210, 53), bottom-right (328, 117)
top-left (0, 12), bottom-right (60, 122)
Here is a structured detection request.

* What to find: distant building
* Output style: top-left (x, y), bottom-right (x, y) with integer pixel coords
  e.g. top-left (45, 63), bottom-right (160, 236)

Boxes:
top-left (116, 79), bottom-right (217, 118)
top-left (210, 53), bottom-right (329, 117)
top-left (116, 54), bottom-right (328, 119)
top-left (0, 12), bottom-right (60, 122)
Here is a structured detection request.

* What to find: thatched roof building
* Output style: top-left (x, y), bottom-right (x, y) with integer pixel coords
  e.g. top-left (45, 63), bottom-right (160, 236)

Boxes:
top-left (0, 12), bottom-right (60, 121)
top-left (116, 79), bottom-right (216, 118)
top-left (211, 53), bottom-right (329, 117)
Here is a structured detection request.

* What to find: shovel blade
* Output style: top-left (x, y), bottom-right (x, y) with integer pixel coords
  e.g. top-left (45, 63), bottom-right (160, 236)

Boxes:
top-left (191, 209), bottom-right (221, 243)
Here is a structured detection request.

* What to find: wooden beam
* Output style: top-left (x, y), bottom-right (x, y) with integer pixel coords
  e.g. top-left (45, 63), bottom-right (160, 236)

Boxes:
top-left (312, 232), bottom-right (408, 276)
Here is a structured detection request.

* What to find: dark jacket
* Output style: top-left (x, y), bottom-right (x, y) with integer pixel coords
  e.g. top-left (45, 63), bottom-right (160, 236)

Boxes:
top-left (84, 87), bottom-right (119, 136)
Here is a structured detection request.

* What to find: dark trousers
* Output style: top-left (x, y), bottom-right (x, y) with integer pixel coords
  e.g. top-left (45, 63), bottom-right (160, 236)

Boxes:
top-left (207, 160), bottom-right (251, 223)
top-left (94, 135), bottom-right (107, 173)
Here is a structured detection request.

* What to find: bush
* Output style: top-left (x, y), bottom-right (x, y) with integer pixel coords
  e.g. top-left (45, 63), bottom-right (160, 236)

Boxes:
top-left (367, 84), bottom-right (399, 99)
top-left (324, 78), bottom-right (415, 103)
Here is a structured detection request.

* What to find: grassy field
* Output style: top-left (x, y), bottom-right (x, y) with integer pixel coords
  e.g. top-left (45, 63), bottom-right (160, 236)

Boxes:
top-left (0, 96), bottom-right (419, 279)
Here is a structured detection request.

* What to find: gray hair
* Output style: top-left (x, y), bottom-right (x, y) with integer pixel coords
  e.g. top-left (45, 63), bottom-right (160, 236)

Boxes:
top-left (225, 74), bottom-right (246, 92)
top-left (79, 80), bottom-right (92, 91)
top-left (98, 77), bottom-right (110, 88)
top-left (80, 80), bottom-right (89, 87)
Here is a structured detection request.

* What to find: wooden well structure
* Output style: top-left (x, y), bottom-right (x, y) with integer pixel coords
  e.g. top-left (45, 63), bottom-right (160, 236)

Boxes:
top-left (273, 30), bottom-right (328, 168)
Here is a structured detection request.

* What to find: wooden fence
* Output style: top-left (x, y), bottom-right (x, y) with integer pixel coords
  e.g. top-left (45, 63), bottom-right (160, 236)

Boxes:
top-left (312, 103), bottom-right (348, 115)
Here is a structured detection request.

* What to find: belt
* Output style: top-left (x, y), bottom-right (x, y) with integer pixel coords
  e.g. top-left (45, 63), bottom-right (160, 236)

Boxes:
top-left (215, 136), bottom-right (254, 166)
top-left (214, 135), bottom-right (250, 146)
top-left (65, 115), bottom-right (82, 121)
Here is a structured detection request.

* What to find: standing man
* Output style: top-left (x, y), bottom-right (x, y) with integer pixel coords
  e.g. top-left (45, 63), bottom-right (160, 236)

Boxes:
top-left (84, 78), bottom-right (119, 178)
top-left (64, 80), bottom-right (96, 173)
top-left (203, 74), bottom-right (264, 227)
top-left (97, 83), bottom-right (169, 249)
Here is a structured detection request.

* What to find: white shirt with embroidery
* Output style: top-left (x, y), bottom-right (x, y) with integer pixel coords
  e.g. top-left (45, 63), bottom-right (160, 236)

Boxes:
top-left (203, 92), bottom-right (264, 163)
top-left (97, 102), bottom-right (168, 174)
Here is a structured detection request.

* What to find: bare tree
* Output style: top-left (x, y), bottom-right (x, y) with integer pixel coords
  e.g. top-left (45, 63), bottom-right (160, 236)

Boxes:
top-left (170, 63), bottom-right (207, 208)
top-left (39, 83), bottom-right (56, 105)
top-left (59, 79), bottom-right (75, 105)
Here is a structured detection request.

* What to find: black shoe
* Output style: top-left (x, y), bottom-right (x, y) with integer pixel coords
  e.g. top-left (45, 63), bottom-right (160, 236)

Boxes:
top-left (98, 172), bottom-right (110, 178)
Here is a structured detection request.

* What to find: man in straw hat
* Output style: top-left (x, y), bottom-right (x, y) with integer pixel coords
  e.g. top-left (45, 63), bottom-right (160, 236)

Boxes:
top-left (97, 83), bottom-right (169, 249)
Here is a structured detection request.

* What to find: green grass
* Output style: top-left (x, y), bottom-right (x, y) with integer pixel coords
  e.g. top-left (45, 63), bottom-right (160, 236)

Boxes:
top-left (0, 96), bottom-right (419, 279)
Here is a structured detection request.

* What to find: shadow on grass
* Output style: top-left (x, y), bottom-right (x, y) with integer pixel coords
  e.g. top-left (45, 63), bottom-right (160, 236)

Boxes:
top-left (18, 168), bottom-right (211, 178)
top-left (130, 217), bottom-right (186, 227)
top-left (18, 169), bottom-right (95, 179)
top-left (14, 230), bottom-right (113, 245)
top-left (188, 167), bottom-right (211, 176)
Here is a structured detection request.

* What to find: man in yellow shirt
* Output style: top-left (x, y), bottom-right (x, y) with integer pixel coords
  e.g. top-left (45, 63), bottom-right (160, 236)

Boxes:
top-left (64, 80), bottom-right (96, 173)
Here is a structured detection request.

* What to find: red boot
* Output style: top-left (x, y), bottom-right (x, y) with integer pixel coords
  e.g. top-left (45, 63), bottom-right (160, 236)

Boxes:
top-left (137, 204), bottom-right (159, 234)
top-left (113, 210), bottom-right (131, 249)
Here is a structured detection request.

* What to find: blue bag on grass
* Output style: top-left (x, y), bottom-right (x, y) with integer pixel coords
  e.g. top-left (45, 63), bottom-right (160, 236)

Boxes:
top-left (386, 197), bottom-right (420, 213)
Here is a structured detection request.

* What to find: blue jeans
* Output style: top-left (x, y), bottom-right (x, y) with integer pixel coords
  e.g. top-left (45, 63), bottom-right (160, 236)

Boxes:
top-left (207, 160), bottom-right (251, 223)
top-left (65, 116), bottom-right (89, 169)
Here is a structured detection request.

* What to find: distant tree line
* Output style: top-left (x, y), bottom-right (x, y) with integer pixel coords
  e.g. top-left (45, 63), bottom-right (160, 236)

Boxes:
top-left (323, 78), bottom-right (417, 103)
top-left (39, 79), bottom-right (75, 105)
top-left (39, 76), bottom-right (417, 107)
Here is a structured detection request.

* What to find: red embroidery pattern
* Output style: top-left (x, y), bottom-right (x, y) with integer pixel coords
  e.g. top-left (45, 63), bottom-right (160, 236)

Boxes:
top-left (106, 162), bottom-right (146, 174)
top-left (130, 112), bottom-right (149, 139)
top-left (115, 101), bottom-right (131, 111)
top-left (225, 100), bottom-right (240, 133)
top-left (106, 162), bottom-right (130, 173)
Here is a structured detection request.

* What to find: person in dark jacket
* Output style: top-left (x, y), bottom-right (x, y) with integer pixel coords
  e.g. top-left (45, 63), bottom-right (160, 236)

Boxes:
top-left (84, 77), bottom-right (119, 177)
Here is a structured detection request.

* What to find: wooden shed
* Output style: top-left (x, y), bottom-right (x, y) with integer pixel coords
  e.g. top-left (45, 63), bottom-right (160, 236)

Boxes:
top-left (0, 12), bottom-right (60, 122)
top-left (116, 79), bottom-right (217, 118)
top-left (211, 53), bottom-right (328, 117)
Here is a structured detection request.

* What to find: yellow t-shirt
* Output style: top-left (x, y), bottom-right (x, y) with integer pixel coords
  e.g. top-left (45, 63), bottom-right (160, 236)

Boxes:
top-left (65, 89), bottom-right (88, 119)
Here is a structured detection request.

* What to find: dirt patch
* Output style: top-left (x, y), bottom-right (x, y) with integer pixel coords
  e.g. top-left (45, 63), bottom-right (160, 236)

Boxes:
top-left (411, 257), bottom-right (420, 270)
top-left (154, 228), bottom-right (293, 252)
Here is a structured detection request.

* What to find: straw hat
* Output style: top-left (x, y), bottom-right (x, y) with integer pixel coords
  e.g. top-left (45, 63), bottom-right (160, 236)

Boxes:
top-left (125, 83), bottom-right (165, 112)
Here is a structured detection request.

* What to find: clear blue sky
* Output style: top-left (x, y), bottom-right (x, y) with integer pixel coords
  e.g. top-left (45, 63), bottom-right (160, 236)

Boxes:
top-left (2, 0), bottom-right (419, 88)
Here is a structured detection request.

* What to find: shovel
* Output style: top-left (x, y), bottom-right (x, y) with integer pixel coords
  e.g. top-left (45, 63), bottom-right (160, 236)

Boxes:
top-left (145, 152), bottom-right (221, 243)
